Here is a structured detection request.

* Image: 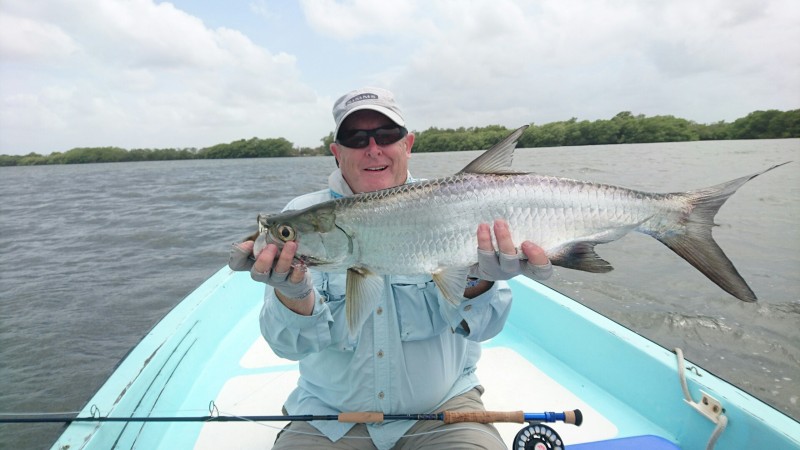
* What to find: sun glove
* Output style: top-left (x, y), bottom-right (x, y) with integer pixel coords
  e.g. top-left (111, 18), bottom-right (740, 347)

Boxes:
top-left (229, 243), bottom-right (315, 300)
top-left (469, 248), bottom-right (553, 281)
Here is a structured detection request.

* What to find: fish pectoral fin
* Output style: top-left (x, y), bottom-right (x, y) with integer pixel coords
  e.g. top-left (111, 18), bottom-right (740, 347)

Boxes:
top-left (432, 267), bottom-right (470, 305)
top-left (549, 224), bottom-right (641, 273)
top-left (345, 267), bottom-right (383, 336)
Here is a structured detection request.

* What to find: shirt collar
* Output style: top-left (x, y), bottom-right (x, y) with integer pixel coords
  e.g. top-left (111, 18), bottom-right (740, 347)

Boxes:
top-left (328, 169), bottom-right (415, 199)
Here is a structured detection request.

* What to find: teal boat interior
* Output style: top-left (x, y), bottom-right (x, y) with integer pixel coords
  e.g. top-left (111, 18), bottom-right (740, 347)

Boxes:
top-left (52, 268), bottom-right (800, 450)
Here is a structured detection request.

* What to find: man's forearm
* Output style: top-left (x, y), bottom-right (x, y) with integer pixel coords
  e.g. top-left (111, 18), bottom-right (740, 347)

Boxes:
top-left (275, 289), bottom-right (315, 316)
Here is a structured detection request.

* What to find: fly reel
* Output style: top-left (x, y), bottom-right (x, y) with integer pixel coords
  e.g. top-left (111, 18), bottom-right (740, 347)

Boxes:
top-left (513, 423), bottom-right (564, 450)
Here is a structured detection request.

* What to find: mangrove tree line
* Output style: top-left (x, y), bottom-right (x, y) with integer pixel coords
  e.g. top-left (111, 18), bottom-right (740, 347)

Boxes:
top-left (2, 109), bottom-right (797, 166)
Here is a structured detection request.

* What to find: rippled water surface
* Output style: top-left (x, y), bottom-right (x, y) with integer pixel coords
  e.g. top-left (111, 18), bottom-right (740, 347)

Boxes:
top-left (1, 139), bottom-right (798, 448)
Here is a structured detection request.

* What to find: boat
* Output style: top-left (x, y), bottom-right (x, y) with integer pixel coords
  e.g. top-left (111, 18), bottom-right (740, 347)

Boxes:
top-left (50, 267), bottom-right (800, 449)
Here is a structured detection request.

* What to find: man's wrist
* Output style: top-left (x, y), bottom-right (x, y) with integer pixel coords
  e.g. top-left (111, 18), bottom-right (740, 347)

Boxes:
top-left (277, 287), bottom-right (314, 300)
top-left (275, 288), bottom-right (315, 315)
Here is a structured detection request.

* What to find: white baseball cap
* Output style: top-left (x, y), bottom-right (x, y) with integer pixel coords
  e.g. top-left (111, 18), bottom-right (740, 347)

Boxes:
top-left (332, 87), bottom-right (406, 139)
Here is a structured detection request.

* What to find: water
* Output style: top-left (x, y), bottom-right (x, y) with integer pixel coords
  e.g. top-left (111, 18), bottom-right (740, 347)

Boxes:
top-left (1, 140), bottom-right (798, 448)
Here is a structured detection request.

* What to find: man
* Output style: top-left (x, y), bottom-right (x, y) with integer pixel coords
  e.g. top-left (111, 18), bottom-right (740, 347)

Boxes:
top-left (229, 87), bottom-right (551, 449)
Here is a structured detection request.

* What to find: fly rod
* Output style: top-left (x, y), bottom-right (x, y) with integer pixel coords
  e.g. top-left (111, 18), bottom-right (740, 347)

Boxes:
top-left (0, 409), bottom-right (582, 425)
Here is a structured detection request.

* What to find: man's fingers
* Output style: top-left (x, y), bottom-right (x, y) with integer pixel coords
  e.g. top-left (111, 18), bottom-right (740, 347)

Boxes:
top-left (273, 241), bottom-right (297, 274)
top-left (521, 241), bottom-right (549, 265)
top-left (289, 262), bottom-right (307, 283)
top-left (251, 242), bottom-right (305, 283)
top-left (237, 240), bottom-right (255, 253)
top-left (476, 223), bottom-right (493, 251)
top-left (493, 220), bottom-right (517, 256)
top-left (253, 243), bottom-right (279, 274)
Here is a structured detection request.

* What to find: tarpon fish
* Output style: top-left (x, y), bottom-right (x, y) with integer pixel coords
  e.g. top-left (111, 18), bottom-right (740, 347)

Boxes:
top-left (250, 126), bottom-right (788, 333)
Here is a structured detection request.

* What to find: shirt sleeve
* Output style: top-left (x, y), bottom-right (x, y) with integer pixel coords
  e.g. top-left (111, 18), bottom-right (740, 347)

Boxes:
top-left (438, 280), bottom-right (513, 341)
top-left (259, 282), bottom-right (335, 361)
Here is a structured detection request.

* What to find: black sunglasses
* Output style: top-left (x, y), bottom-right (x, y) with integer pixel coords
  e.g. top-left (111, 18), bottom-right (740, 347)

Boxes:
top-left (336, 125), bottom-right (408, 149)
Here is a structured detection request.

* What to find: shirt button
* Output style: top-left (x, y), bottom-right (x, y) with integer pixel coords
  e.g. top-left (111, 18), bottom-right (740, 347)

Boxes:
top-left (377, 350), bottom-right (384, 358)
top-left (464, 304), bottom-right (472, 311)
top-left (376, 307), bottom-right (383, 315)
top-left (378, 391), bottom-right (385, 399)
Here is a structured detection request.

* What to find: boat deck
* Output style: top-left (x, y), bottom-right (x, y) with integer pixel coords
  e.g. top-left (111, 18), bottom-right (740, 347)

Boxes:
top-left (193, 341), bottom-right (628, 448)
top-left (52, 269), bottom-right (800, 450)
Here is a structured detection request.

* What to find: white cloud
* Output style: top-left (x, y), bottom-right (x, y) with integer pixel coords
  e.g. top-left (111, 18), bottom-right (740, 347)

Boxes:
top-left (374, 0), bottom-right (800, 129)
top-left (0, 0), bottom-right (322, 154)
top-left (0, 0), bottom-right (797, 155)
top-left (300, 0), bottom-right (419, 40)
top-left (0, 12), bottom-right (78, 60)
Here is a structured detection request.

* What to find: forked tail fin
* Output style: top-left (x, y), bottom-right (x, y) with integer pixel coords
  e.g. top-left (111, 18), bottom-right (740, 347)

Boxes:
top-left (654, 162), bottom-right (790, 302)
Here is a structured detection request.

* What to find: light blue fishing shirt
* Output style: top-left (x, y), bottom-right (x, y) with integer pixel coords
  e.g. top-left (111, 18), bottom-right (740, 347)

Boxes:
top-left (260, 169), bottom-right (513, 450)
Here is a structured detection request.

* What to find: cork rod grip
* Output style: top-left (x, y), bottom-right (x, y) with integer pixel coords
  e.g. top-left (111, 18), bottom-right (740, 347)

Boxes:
top-left (442, 410), bottom-right (525, 424)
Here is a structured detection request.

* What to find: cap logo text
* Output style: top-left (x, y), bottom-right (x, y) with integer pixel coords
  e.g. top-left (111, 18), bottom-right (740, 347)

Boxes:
top-left (346, 93), bottom-right (379, 106)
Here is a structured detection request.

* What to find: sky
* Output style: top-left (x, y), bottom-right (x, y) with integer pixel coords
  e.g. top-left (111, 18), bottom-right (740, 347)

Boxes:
top-left (1, 0), bottom-right (798, 155)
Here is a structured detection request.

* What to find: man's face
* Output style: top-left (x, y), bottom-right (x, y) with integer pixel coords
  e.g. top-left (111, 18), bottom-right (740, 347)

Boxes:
top-left (330, 110), bottom-right (414, 194)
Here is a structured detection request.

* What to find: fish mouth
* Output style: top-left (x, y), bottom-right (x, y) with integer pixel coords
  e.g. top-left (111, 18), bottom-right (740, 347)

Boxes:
top-left (259, 231), bottom-right (330, 267)
top-left (297, 255), bottom-right (325, 267)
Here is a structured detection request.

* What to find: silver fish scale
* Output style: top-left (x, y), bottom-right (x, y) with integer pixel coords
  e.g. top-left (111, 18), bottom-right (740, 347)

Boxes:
top-left (329, 173), bottom-right (669, 275)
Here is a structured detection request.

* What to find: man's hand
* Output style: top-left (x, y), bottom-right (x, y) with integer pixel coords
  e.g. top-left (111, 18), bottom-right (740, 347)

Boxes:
top-left (229, 239), bottom-right (315, 306)
top-left (470, 219), bottom-right (552, 281)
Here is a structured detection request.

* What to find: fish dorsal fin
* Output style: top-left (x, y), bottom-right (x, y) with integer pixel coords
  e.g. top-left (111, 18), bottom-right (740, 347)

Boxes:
top-left (432, 266), bottom-right (471, 305)
top-left (457, 125), bottom-right (529, 175)
top-left (345, 267), bottom-right (383, 336)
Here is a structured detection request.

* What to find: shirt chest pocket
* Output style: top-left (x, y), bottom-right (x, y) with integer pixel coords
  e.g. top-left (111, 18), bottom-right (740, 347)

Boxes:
top-left (321, 273), bottom-right (347, 304)
top-left (318, 273), bottom-right (358, 351)
top-left (391, 276), bottom-right (449, 341)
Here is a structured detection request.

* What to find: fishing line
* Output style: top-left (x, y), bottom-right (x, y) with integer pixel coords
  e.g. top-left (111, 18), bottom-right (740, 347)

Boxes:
top-left (216, 410), bottom-right (373, 440)
top-left (0, 410), bottom-right (83, 417)
top-left (398, 424), bottom-right (508, 447)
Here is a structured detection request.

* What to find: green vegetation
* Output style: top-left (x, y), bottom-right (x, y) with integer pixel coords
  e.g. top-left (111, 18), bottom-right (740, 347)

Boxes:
top-left (1, 109), bottom-right (797, 166)
top-left (412, 109), bottom-right (799, 152)
top-left (0, 137), bottom-right (315, 166)
top-left (197, 137), bottom-right (296, 159)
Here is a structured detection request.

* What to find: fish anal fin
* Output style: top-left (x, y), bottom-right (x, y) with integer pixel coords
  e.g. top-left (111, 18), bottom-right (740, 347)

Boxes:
top-left (549, 223), bottom-right (643, 273)
top-left (432, 267), bottom-right (471, 305)
top-left (550, 242), bottom-right (614, 273)
top-left (345, 267), bottom-right (383, 335)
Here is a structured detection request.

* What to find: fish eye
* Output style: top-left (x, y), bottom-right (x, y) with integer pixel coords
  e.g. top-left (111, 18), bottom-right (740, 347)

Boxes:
top-left (275, 224), bottom-right (296, 242)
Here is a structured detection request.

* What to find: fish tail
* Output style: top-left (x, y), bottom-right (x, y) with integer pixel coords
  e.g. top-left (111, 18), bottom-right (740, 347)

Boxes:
top-left (653, 162), bottom-right (789, 302)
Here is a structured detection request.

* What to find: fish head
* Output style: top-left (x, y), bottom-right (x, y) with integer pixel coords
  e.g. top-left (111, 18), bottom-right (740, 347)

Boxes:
top-left (253, 204), bottom-right (352, 269)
